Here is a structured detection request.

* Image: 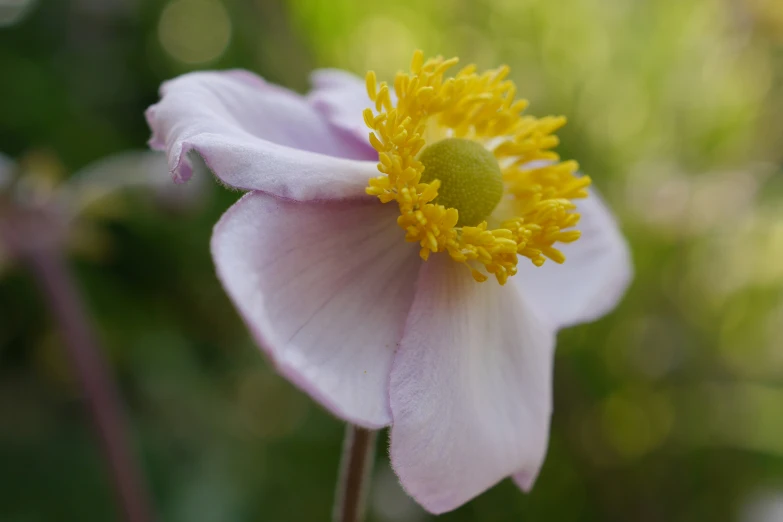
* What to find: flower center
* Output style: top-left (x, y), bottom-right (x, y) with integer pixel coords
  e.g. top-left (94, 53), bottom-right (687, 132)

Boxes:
top-left (418, 138), bottom-right (504, 227)
top-left (364, 51), bottom-right (592, 284)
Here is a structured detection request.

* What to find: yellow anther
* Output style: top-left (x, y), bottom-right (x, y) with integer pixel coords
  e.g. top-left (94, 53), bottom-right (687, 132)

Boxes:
top-left (363, 108), bottom-right (375, 129)
top-left (363, 50), bottom-right (590, 284)
top-left (411, 50), bottom-right (424, 74)
top-left (368, 133), bottom-right (384, 152)
top-left (365, 71), bottom-right (377, 101)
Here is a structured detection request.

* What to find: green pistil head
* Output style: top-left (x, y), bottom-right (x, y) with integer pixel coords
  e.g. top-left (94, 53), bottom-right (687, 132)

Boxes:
top-left (419, 138), bottom-right (504, 227)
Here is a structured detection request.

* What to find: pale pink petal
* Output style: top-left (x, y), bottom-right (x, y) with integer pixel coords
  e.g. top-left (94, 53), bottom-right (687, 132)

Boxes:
top-left (511, 471), bottom-right (538, 493)
top-left (212, 192), bottom-right (421, 427)
top-left (307, 69), bottom-right (371, 144)
top-left (57, 151), bottom-right (208, 219)
top-left (389, 255), bottom-right (556, 514)
top-left (146, 70), bottom-right (377, 200)
top-left (514, 188), bottom-right (632, 329)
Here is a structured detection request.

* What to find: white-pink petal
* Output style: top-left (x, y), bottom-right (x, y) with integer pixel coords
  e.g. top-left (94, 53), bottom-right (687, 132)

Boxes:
top-left (308, 69), bottom-right (371, 144)
top-left (389, 255), bottom-right (556, 514)
top-left (146, 70), bottom-right (378, 201)
top-left (211, 192), bottom-right (421, 428)
top-left (515, 188), bottom-right (632, 329)
top-left (57, 151), bottom-right (208, 219)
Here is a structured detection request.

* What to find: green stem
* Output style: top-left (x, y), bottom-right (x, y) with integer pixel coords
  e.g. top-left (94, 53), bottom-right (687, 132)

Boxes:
top-left (332, 425), bottom-right (378, 522)
top-left (27, 249), bottom-right (155, 522)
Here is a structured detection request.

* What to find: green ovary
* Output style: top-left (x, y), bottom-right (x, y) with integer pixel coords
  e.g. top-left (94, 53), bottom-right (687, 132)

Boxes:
top-left (418, 138), bottom-right (504, 227)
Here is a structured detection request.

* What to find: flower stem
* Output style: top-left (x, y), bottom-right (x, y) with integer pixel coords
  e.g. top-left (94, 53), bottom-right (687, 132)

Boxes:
top-left (26, 249), bottom-right (155, 522)
top-left (332, 425), bottom-right (378, 522)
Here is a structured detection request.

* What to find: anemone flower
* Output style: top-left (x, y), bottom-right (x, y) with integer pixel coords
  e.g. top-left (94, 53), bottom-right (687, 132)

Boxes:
top-left (146, 51), bottom-right (632, 515)
top-left (0, 150), bottom-right (205, 274)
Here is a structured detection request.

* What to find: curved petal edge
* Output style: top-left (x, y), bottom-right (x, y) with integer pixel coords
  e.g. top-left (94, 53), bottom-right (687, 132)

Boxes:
top-left (515, 187), bottom-right (632, 329)
top-left (211, 192), bottom-right (421, 428)
top-left (389, 256), bottom-right (556, 513)
top-left (146, 70), bottom-right (379, 201)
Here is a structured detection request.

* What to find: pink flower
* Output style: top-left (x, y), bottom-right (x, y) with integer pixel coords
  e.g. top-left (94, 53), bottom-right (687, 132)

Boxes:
top-left (146, 53), bottom-right (632, 514)
top-left (0, 150), bottom-right (204, 271)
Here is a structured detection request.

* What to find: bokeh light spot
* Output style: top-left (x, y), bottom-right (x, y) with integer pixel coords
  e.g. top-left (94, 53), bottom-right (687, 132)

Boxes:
top-left (350, 15), bottom-right (418, 78)
top-left (0, 0), bottom-right (36, 27)
top-left (601, 389), bottom-right (674, 461)
top-left (158, 0), bottom-right (232, 65)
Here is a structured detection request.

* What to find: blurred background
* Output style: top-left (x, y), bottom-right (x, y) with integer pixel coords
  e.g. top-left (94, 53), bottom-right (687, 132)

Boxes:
top-left (1, 0), bottom-right (783, 520)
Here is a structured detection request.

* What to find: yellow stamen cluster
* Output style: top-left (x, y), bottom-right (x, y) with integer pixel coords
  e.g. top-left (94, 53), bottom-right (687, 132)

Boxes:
top-left (364, 50), bottom-right (591, 284)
